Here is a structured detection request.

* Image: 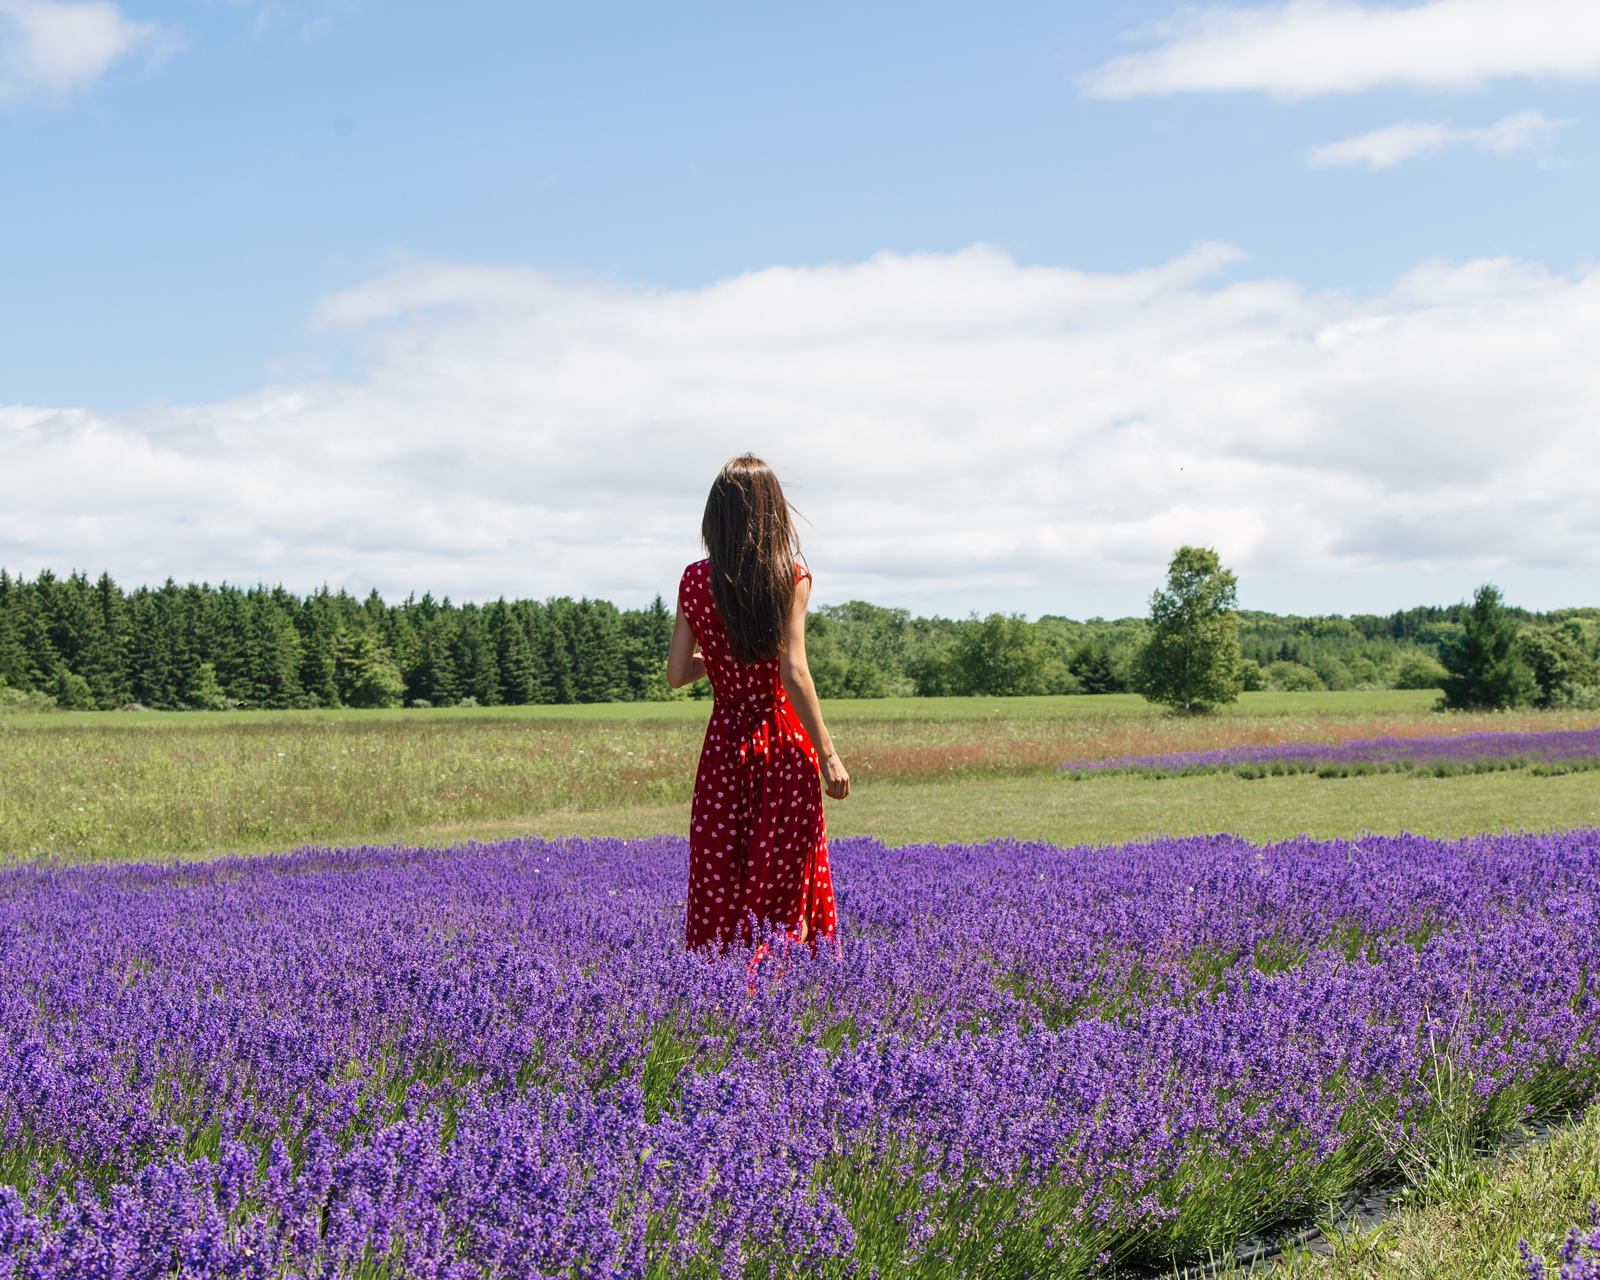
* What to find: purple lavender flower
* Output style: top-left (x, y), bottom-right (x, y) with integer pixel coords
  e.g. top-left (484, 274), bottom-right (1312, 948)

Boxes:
top-left (1524, 1207), bottom-right (1600, 1280)
top-left (1061, 727), bottom-right (1600, 778)
top-left (0, 830), bottom-right (1594, 1275)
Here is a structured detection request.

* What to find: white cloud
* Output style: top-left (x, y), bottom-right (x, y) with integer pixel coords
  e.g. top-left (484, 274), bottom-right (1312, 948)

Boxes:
top-left (1307, 108), bottom-right (1567, 167)
top-left (0, 0), bottom-right (160, 103)
top-left (1084, 0), bottom-right (1600, 99)
top-left (4, 245), bottom-right (1600, 610)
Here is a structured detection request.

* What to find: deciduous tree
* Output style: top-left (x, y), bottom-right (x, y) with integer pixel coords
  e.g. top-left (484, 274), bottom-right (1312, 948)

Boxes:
top-left (1519, 620), bottom-right (1598, 707)
top-left (953, 613), bottom-right (1048, 697)
top-left (1132, 546), bottom-right (1244, 712)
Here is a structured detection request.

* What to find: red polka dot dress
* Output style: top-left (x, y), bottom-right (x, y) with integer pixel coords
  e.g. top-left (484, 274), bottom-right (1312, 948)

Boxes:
top-left (680, 558), bottom-right (837, 951)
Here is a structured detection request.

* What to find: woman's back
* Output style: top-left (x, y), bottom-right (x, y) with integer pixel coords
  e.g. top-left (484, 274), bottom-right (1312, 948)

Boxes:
top-left (677, 557), bottom-right (834, 949)
top-left (667, 455), bottom-right (849, 953)
top-left (679, 558), bottom-right (791, 707)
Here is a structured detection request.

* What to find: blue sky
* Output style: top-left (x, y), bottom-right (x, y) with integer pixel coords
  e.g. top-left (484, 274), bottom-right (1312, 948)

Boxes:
top-left (4, 0), bottom-right (1600, 617)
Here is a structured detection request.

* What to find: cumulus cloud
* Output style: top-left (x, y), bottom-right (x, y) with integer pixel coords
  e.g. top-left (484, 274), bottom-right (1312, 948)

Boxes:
top-left (1083, 0), bottom-right (1600, 99)
top-left (3, 245), bottom-right (1600, 609)
top-left (0, 0), bottom-right (161, 103)
top-left (1307, 108), bottom-right (1567, 167)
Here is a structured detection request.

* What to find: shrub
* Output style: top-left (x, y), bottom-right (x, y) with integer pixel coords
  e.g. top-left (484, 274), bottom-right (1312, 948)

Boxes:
top-left (1521, 621), bottom-right (1599, 707)
top-left (1312, 654), bottom-right (1353, 690)
top-left (0, 683), bottom-right (56, 712)
top-left (188, 663), bottom-right (234, 712)
top-left (1267, 660), bottom-right (1324, 692)
top-left (1345, 655), bottom-right (1383, 687)
top-left (642, 659), bottom-right (687, 702)
top-left (51, 668), bottom-right (96, 711)
top-left (1549, 684), bottom-right (1600, 710)
top-left (1394, 651), bottom-right (1449, 690)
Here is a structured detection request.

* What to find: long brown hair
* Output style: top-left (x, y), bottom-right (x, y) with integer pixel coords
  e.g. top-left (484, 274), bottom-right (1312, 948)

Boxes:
top-left (702, 455), bottom-right (800, 665)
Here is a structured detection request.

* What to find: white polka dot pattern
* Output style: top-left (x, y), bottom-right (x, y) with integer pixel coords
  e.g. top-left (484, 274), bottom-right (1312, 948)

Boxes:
top-left (679, 559), bottom-right (837, 951)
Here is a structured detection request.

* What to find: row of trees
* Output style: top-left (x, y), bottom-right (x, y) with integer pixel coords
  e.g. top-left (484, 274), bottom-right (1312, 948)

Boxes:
top-left (1128, 549), bottom-right (1600, 712)
top-left (1433, 584), bottom-right (1600, 711)
top-left (0, 571), bottom-right (674, 711)
top-left (2, 564), bottom-right (1592, 712)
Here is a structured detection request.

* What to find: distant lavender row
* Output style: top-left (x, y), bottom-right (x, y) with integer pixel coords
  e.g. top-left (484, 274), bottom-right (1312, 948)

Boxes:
top-left (1061, 726), bottom-right (1600, 778)
top-left (0, 829), bottom-right (1597, 1277)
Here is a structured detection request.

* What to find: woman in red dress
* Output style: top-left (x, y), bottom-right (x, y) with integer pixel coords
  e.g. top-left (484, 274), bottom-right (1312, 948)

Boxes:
top-left (667, 455), bottom-right (851, 952)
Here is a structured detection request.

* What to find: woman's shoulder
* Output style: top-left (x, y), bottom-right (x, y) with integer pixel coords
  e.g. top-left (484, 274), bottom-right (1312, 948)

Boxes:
top-left (679, 559), bottom-right (711, 597)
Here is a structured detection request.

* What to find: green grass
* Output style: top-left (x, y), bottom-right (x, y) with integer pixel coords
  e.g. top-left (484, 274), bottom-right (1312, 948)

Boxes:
top-left (4, 691), bottom-right (1597, 862)
top-left (826, 766), bottom-right (1600, 846)
top-left (0, 715), bottom-right (704, 861)
top-left (1272, 1105), bottom-right (1600, 1280)
top-left (496, 766), bottom-right (1600, 849)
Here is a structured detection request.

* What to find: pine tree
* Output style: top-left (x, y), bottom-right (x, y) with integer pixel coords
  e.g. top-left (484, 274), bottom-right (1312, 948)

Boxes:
top-left (450, 604), bottom-right (501, 704)
top-left (14, 574), bottom-right (59, 691)
top-left (89, 573), bottom-right (130, 706)
top-left (0, 570), bottom-right (29, 690)
top-left (127, 589), bottom-right (178, 708)
top-left (208, 586), bottom-right (242, 696)
top-left (173, 582), bottom-right (214, 709)
top-left (244, 589), bottom-right (303, 708)
top-left (403, 595), bottom-right (460, 705)
top-left (1439, 584), bottom-right (1535, 710)
top-left (295, 587), bottom-right (344, 707)
top-left (573, 600), bottom-right (628, 702)
top-left (541, 600), bottom-right (579, 704)
top-left (44, 571), bottom-right (122, 708)
top-left (620, 595), bottom-right (675, 700)
top-left (1070, 643), bottom-right (1123, 694)
top-left (485, 599), bottom-right (538, 704)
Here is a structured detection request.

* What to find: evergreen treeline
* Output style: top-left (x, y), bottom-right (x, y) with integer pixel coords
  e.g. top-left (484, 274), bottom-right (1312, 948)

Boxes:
top-left (0, 571), bottom-right (674, 711)
top-left (2, 569), bottom-right (1596, 711)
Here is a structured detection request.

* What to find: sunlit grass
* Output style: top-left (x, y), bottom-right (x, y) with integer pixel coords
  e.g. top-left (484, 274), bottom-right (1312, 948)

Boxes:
top-left (4, 692), bottom-right (1598, 862)
top-left (1274, 1106), bottom-right (1600, 1280)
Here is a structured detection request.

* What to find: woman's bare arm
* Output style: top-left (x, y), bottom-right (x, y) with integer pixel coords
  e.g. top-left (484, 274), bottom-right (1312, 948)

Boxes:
top-left (666, 606), bottom-right (706, 688)
top-left (779, 577), bottom-right (850, 800)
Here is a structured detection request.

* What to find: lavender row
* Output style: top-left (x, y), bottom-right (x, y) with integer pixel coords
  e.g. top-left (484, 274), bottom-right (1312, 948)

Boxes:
top-left (1061, 725), bottom-right (1600, 779)
top-left (0, 830), bottom-right (1596, 1277)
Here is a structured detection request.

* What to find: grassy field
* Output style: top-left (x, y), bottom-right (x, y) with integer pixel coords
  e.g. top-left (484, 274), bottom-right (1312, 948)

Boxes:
top-left (514, 766), bottom-right (1600, 848)
top-left (3, 690), bottom-right (1599, 861)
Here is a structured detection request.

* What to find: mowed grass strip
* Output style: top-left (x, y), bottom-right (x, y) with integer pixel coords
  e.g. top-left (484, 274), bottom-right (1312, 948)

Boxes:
top-left (1276, 1105), bottom-right (1600, 1280)
top-left (6, 690), bottom-right (1600, 861)
top-left (484, 765), bottom-right (1600, 850)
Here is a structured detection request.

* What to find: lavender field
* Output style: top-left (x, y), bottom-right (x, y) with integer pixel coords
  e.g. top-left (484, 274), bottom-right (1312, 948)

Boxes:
top-left (0, 831), bottom-right (1597, 1278)
top-left (1062, 726), bottom-right (1600, 781)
